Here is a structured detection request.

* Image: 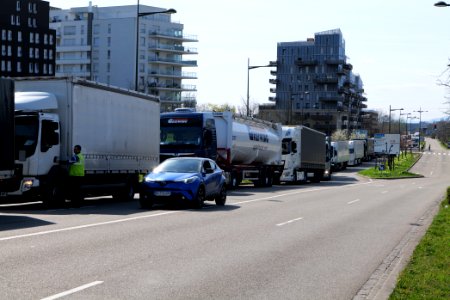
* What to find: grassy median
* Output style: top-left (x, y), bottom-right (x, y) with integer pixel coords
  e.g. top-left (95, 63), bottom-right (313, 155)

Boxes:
top-left (389, 188), bottom-right (450, 299)
top-left (359, 152), bottom-right (422, 179)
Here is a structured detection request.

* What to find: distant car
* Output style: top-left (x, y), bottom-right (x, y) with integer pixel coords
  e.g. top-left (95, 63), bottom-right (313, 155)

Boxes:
top-left (139, 157), bottom-right (227, 209)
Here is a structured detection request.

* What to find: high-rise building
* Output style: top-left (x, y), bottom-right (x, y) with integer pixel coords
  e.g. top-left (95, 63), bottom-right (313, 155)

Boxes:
top-left (258, 29), bottom-right (368, 136)
top-left (0, 0), bottom-right (56, 77)
top-left (50, 4), bottom-right (198, 111)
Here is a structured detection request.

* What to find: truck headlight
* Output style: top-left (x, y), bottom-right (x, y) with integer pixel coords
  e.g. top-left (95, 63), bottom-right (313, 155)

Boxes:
top-left (22, 178), bottom-right (38, 191)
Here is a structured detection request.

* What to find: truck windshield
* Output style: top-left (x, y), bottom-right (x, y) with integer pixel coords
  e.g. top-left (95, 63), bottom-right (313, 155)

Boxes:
top-left (160, 127), bottom-right (202, 146)
top-left (15, 115), bottom-right (39, 159)
top-left (282, 138), bottom-right (292, 155)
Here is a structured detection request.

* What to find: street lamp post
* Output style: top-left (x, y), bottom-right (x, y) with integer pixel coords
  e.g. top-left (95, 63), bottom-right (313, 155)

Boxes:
top-left (246, 59), bottom-right (276, 117)
top-left (135, 1), bottom-right (176, 91)
top-left (389, 105), bottom-right (403, 133)
top-left (399, 111), bottom-right (409, 135)
top-left (413, 108), bottom-right (428, 151)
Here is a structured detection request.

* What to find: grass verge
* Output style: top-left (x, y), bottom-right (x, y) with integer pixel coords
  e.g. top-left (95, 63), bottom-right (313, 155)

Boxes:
top-left (389, 188), bottom-right (450, 299)
top-left (359, 152), bottom-right (422, 178)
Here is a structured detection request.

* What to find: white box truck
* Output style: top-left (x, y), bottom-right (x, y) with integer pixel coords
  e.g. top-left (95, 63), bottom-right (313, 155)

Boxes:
top-left (280, 126), bottom-right (331, 183)
top-left (348, 139), bottom-right (365, 166)
top-left (159, 109), bottom-right (285, 188)
top-left (0, 77), bottom-right (160, 206)
top-left (330, 140), bottom-right (349, 171)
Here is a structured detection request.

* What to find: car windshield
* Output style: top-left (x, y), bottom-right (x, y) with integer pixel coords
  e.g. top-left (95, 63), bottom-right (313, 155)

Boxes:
top-left (153, 159), bottom-right (202, 173)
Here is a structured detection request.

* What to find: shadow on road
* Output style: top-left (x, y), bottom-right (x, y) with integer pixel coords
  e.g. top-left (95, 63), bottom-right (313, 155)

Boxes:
top-left (0, 215), bottom-right (54, 232)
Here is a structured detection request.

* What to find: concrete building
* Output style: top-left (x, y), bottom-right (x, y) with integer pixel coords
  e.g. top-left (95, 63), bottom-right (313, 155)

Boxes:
top-left (258, 29), bottom-right (368, 136)
top-left (49, 4), bottom-right (198, 111)
top-left (0, 0), bottom-right (56, 77)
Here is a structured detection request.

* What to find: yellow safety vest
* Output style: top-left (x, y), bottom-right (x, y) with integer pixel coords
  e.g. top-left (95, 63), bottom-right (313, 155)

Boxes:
top-left (69, 153), bottom-right (85, 177)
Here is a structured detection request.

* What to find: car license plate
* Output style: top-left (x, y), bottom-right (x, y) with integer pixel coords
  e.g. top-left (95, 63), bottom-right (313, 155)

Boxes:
top-left (154, 191), bottom-right (171, 196)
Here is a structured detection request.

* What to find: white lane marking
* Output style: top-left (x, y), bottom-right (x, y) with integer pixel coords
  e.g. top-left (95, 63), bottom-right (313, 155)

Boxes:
top-left (347, 199), bottom-right (360, 205)
top-left (235, 181), bottom-right (374, 205)
top-left (41, 281), bottom-right (103, 300)
top-left (0, 211), bottom-right (177, 242)
top-left (381, 191), bottom-right (388, 194)
top-left (430, 171), bottom-right (433, 176)
top-left (276, 217), bottom-right (303, 227)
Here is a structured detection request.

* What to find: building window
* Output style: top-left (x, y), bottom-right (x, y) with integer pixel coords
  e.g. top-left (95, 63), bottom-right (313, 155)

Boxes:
top-left (107, 50), bottom-right (111, 59)
top-left (108, 24), bottom-right (111, 34)
top-left (17, 61), bottom-right (21, 72)
top-left (17, 31), bottom-right (22, 42)
top-left (7, 61), bottom-right (11, 72)
top-left (107, 63), bottom-right (110, 72)
top-left (11, 15), bottom-right (15, 25)
top-left (2, 30), bottom-right (6, 40)
top-left (28, 17), bottom-right (32, 27)
top-left (33, 3), bottom-right (37, 13)
top-left (43, 64), bottom-right (47, 74)
top-left (49, 35), bottom-right (53, 45)
top-left (34, 63), bottom-right (39, 73)
top-left (30, 32), bottom-right (34, 43)
top-left (93, 63), bottom-right (98, 72)
top-left (1, 61), bottom-right (5, 71)
top-left (35, 33), bottom-right (39, 43)
top-left (63, 26), bottom-right (76, 35)
top-left (29, 48), bottom-right (33, 58)
top-left (107, 37), bottom-right (111, 47)
top-left (16, 1), bottom-right (20, 11)
top-left (49, 64), bottom-right (53, 74)
top-left (7, 46), bottom-right (12, 56)
top-left (16, 15), bottom-right (20, 26)
top-left (28, 3), bottom-right (32, 13)
top-left (43, 34), bottom-right (47, 44)
top-left (17, 46), bottom-right (22, 57)
top-left (93, 24), bottom-right (100, 34)
top-left (29, 62), bottom-right (33, 73)
top-left (33, 19), bottom-right (37, 28)
top-left (1, 45), bottom-right (5, 56)
top-left (43, 49), bottom-right (47, 59)
top-left (63, 39), bottom-right (75, 46)
top-left (81, 25), bottom-right (85, 35)
top-left (49, 50), bottom-right (53, 59)
top-left (35, 48), bottom-right (39, 58)
top-left (93, 37), bottom-right (99, 46)
top-left (92, 50), bottom-right (99, 59)
top-left (8, 31), bottom-right (12, 41)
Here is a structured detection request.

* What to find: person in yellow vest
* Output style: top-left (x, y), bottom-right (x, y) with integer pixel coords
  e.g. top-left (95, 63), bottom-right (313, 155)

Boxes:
top-left (69, 144), bottom-right (85, 207)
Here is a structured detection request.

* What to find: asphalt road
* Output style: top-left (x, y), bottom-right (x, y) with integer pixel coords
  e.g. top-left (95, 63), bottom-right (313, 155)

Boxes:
top-left (0, 138), bottom-right (448, 300)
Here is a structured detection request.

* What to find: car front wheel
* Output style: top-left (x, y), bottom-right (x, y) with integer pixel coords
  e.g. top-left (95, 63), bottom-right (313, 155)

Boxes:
top-left (215, 185), bottom-right (227, 206)
top-left (193, 186), bottom-right (205, 209)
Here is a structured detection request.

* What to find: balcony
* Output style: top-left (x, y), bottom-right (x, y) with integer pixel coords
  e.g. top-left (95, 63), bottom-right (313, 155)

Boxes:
top-left (57, 45), bottom-right (91, 52)
top-left (269, 78), bottom-right (278, 84)
top-left (314, 75), bottom-right (338, 84)
top-left (270, 88), bottom-right (276, 93)
top-left (149, 82), bottom-right (197, 92)
top-left (56, 58), bottom-right (90, 65)
top-left (148, 57), bottom-right (197, 67)
top-left (295, 58), bottom-right (317, 66)
top-left (319, 95), bottom-right (343, 102)
top-left (148, 44), bottom-right (198, 55)
top-left (343, 63), bottom-right (353, 71)
top-left (325, 58), bottom-right (345, 65)
top-left (270, 70), bottom-right (277, 76)
top-left (268, 96), bottom-right (277, 102)
top-left (148, 70), bottom-right (197, 79)
top-left (149, 31), bottom-right (198, 42)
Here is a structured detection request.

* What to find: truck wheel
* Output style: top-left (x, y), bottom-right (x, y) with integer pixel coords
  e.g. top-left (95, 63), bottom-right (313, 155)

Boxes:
top-left (193, 186), bottom-right (205, 209)
top-left (215, 185), bottom-right (227, 206)
top-left (139, 193), bottom-right (153, 209)
top-left (113, 180), bottom-right (136, 201)
top-left (42, 181), bottom-right (65, 208)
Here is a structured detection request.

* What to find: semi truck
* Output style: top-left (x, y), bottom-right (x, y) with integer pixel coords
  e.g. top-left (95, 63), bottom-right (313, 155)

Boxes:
top-left (330, 140), bottom-right (349, 171)
top-left (348, 139), bottom-right (365, 166)
top-left (160, 109), bottom-right (284, 188)
top-left (0, 79), bottom-right (15, 189)
top-left (0, 77), bottom-right (160, 206)
top-left (280, 126), bottom-right (331, 183)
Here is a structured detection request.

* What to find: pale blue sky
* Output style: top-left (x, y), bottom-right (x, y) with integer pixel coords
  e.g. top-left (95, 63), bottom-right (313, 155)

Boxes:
top-left (50, 0), bottom-right (450, 121)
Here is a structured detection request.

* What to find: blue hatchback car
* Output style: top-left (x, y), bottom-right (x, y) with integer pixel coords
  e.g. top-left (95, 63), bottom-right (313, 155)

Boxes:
top-left (139, 157), bottom-right (227, 209)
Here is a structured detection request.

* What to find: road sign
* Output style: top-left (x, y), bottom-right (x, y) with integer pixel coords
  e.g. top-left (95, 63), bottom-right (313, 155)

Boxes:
top-left (374, 133), bottom-right (400, 155)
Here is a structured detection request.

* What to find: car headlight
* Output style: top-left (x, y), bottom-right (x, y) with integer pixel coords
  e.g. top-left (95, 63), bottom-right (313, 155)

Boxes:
top-left (177, 176), bottom-right (197, 184)
top-left (144, 176), bottom-right (156, 183)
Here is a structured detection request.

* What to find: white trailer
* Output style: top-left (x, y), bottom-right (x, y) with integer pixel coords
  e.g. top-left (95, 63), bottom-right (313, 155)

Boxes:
top-left (279, 126), bottom-right (329, 183)
top-left (331, 140), bottom-right (349, 171)
top-left (1, 77), bottom-right (160, 206)
top-left (159, 110), bottom-right (285, 188)
top-left (348, 139), bottom-right (365, 166)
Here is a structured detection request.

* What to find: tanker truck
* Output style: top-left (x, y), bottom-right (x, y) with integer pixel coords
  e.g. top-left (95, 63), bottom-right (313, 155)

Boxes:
top-left (280, 126), bottom-right (331, 183)
top-left (160, 109), bottom-right (284, 188)
top-left (0, 77), bottom-right (160, 207)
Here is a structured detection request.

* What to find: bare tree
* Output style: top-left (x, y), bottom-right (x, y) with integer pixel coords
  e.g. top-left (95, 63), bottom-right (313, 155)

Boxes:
top-left (437, 60), bottom-right (450, 116)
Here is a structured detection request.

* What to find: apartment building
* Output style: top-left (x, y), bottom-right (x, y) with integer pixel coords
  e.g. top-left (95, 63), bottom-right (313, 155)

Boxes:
top-left (0, 0), bottom-right (56, 77)
top-left (50, 4), bottom-right (198, 111)
top-left (258, 29), bottom-right (368, 136)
